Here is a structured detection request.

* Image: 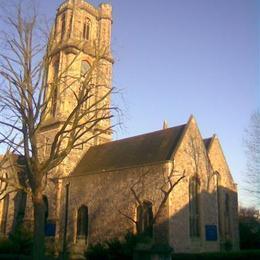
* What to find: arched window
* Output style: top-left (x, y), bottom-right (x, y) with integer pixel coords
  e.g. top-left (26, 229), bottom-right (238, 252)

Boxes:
top-left (51, 60), bottom-right (59, 117)
top-left (215, 173), bottom-right (223, 238)
top-left (12, 191), bottom-right (27, 232)
top-left (52, 87), bottom-right (58, 117)
top-left (189, 177), bottom-right (200, 237)
top-left (80, 61), bottom-right (91, 113)
top-left (137, 201), bottom-right (153, 237)
top-left (215, 173), bottom-right (221, 205)
top-left (224, 193), bottom-right (231, 239)
top-left (0, 194), bottom-right (9, 234)
top-left (53, 60), bottom-right (59, 79)
top-left (61, 13), bottom-right (66, 40)
top-left (81, 60), bottom-right (90, 77)
top-left (77, 205), bottom-right (88, 240)
top-left (82, 19), bottom-right (90, 40)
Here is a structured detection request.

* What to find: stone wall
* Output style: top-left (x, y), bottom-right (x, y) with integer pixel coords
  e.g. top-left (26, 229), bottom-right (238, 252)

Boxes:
top-left (59, 162), bottom-right (170, 252)
top-left (207, 136), bottom-right (239, 250)
top-left (169, 117), bottom-right (220, 253)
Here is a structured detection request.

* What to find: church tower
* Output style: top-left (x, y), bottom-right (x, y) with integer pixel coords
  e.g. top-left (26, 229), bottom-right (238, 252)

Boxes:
top-left (38, 0), bottom-right (113, 175)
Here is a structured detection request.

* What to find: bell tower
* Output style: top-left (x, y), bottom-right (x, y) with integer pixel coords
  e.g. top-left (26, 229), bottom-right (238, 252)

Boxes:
top-left (38, 0), bottom-right (113, 175)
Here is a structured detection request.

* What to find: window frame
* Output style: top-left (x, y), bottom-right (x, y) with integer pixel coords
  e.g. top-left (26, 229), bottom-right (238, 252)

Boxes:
top-left (189, 177), bottom-right (201, 238)
top-left (51, 59), bottom-right (60, 117)
top-left (224, 192), bottom-right (231, 239)
top-left (136, 200), bottom-right (153, 237)
top-left (61, 13), bottom-right (66, 40)
top-left (80, 60), bottom-right (91, 78)
top-left (77, 205), bottom-right (89, 240)
top-left (0, 194), bottom-right (9, 234)
top-left (82, 18), bottom-right (91, 40)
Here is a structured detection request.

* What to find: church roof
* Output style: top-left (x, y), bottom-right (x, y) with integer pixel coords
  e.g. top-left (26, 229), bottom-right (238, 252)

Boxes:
top-left (72, 124), bottom-right (186, 176)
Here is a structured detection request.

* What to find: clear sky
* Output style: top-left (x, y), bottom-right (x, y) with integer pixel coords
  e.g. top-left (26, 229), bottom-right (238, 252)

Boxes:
top-left (6, 0), bottom-right (260, 206)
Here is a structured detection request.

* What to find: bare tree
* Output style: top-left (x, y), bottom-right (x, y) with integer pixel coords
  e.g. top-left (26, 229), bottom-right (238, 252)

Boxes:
top-left (119, 165), bottom-right (185, 236)
top-left (0, 4), bottom-right (118, 260)
top-left (239, 206), bottom-right (260, 220)
top-left (118, 132), bottom-right (214, 238)
top-left (244, 110), bottom-right (260, 205)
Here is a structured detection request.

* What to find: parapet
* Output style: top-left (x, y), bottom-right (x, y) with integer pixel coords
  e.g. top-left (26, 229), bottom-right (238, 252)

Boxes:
top-left (57, 0), bottom-right (112, 21)
top-left (99, 3), bottom-right (112, 20)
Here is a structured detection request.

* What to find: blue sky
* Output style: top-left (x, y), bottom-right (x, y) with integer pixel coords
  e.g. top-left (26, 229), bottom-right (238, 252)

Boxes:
top-left (7, 0), bottom-right (260, 206)
top-left (109, 0), bottom-right (259, 207)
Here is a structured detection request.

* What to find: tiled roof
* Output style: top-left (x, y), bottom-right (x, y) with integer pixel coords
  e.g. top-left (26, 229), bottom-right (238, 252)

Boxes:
top-left (72, 124), bottom-right (186, 176)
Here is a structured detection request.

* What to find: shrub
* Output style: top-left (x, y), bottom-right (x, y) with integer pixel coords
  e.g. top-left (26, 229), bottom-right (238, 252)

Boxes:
top-left (86, 232), bottom-right (148, 260)
top-left (0, 238), bottom-right (16, 254)
top-left (86, 242), bottom-right (109, 260)
top-left (239, 221), bottom-right (260, 249)
top-left (0, 226), bottom-right (33, 255)
top-left (9, 226), bottom-right (33, 255)
top-left (223, 240), bottom-right (233, 251)
top-left (239, 206), bottom-right (260, 249)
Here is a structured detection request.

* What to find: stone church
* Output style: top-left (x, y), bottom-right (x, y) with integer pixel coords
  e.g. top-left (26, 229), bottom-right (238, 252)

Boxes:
top-left (0, 0), bottom-right (239, 257)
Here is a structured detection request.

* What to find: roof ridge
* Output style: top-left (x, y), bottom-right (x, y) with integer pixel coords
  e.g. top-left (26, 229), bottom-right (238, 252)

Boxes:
top-left (91, 123), bottom-right (187, 149)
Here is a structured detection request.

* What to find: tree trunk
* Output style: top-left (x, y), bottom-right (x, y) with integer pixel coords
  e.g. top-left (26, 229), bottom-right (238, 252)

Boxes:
top-left (32, 192), bottom-right (45, 260)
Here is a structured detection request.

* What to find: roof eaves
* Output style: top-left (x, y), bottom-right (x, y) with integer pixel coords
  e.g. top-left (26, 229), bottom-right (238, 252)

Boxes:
top-left (68, 159), bottom-right (172, 179)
